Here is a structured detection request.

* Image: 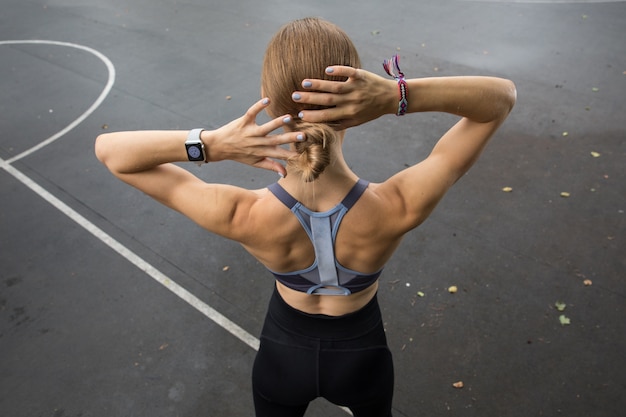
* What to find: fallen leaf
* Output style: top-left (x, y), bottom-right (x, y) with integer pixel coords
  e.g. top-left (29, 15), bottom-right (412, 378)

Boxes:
top-left (591, 151), bottom-right (601, 158)
top-left (559, 315), bottom-right (571, 326)
top-left (583, 279), bottom-right (593, 286)
top-left (562, 132), bottom-right (569, 137)
top-left (371, 30), bottom-right (381, 35)
top-left (159, 343), bottom-right (169, 351)
top-left (225, 96), bottom-right (232, 100)
top-left (452, 381), bottom-right (464, 389)
top-left (555, 301), bottom-right (567, 312)
top-left (592, 87), bottom-right (599, 92)
top-left (560, 192), bottom-right (570, 198)
top-left (502, 187), bottom-right (513, 192)
top-left (222, 266), bottom-right (230, 271)
top-left (448, 285), bottom-right (458, 294)
top-left (417, 291), bottom-right (425, 297)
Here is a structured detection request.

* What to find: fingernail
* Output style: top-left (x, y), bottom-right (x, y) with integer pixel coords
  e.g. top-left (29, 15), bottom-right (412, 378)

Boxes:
top-left (283, 116), bottom-right (292, 123)
top-left (292, 93), bottom-right (301, 101)
top-left (262, 98), bottom-right (269, 105)
top-left (298, 111), bottom-right (304, 119)
top-left (302, 81), bottom-right (313, 88)
top-left (296, 134), bottom-right (304, 141)
top-left (277, 172), bottom-right (285, 178)
top-left (325, 67), bottom-right (334, 74)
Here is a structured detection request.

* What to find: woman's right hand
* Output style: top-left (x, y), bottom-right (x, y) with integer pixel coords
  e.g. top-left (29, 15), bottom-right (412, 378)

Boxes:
top-left (293, 66), bottom-right (398, 130)
top-left (207, 98), bottom-right (302, 176)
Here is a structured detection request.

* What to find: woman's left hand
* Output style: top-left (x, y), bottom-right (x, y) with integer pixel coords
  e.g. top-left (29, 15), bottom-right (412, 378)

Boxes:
top-left (208, 98), bottom-right (303, 176)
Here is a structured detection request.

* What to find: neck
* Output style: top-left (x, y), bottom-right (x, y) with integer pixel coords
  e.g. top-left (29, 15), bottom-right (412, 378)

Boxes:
top-left (279, 132), bottom-right (359, 204)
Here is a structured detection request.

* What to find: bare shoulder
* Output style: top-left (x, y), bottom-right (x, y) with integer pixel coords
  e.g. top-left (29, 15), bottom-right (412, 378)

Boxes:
top-left (369, 157), bottom-right (454, 233)
top-left (172, 181), bottom-right (265, 241)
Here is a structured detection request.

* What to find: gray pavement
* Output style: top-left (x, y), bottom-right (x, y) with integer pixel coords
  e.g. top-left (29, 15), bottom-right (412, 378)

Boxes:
top-left (1, 1), bottom-right (625, 416)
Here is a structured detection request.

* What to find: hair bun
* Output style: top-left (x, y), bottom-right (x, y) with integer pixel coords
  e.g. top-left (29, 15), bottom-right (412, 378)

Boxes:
top-left (292, 122), bottom-right (337, 182)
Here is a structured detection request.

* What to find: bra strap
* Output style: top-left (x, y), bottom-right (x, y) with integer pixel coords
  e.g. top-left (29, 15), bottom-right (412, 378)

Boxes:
top-left (340, 179), bottom-right (369, 209)
top-left (268, 182), bottom-right (298, 209)
top-left (310, 215), bottom-right (340, 289)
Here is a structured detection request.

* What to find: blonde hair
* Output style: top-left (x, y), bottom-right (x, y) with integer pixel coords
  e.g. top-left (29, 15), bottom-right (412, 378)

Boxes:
top-left (261, 18), bottom-right (361, 182)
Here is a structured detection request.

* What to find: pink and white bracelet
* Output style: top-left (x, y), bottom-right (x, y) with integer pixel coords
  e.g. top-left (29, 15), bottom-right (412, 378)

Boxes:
top-left (382, 54), bottom-right (408, 116)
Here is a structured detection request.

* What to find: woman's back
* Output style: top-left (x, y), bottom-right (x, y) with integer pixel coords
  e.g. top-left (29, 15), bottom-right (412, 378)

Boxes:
top-left (239, 172), bottom-right (407, 315)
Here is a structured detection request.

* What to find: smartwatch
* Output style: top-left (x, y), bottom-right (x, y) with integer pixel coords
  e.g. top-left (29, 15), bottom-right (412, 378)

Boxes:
top-left (185, 128), bottom-right (207, 166)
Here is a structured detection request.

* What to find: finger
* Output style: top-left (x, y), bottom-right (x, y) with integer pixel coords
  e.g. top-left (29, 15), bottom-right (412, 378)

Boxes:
top-left (274, 131), bottom-right (305, 146)
top-left (292, 91), bottom-right (343, 107)
top-left (258, 114), bottom-right (295, 135)
top-left (324, 65), bottom-right (360, 79)
top-left (298, 107), bottom-right (345, 124)
top-left (299, 78), bottom-right (349, 94)
top-left (254, 157), bottom-right (288, 177)
top-left (246, 131), bottom-right (301, 158)
top-left (244, 97), bottom-right (271, 121)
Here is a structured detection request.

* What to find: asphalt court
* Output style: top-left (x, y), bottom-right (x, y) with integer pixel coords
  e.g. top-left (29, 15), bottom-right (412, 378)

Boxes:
top-left (1, 1), bottom-right (625, 416)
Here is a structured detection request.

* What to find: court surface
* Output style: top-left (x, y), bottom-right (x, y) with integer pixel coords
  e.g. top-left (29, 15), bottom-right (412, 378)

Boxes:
top-left (1, 1), bottom-right (624, 416)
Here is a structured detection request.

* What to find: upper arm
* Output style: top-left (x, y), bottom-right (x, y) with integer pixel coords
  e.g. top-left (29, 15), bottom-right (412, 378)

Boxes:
top-left (112, 163), bottom-right (255, 239)
top-left (379, 116), bottom-right (505, 231)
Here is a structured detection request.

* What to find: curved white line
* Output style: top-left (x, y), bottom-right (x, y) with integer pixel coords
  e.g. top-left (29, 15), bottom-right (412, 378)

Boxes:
top-left (0, 40), bottom-right (116, 163)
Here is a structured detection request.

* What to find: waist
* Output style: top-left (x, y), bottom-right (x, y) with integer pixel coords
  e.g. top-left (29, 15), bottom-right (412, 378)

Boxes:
top-left (275, 280), bottom-right (379, 316)
top-left (269, 284), bottom-right (383, 339)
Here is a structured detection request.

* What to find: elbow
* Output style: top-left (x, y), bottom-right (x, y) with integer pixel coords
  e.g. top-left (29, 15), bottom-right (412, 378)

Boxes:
top-left (94, 133), bottom-right (117, 172)
top-left (489, 79), bottom-right (517, 123)
top-left (503, 79), bottom-right (517, 114)
top-left (94, 133), bottom-right (108, 166)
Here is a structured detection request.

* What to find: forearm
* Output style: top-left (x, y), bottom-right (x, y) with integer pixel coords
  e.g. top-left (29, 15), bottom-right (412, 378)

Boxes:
top-left (294, 67), bottom-right (516, 129)
top-left (95, 130), bottom-right (194, 174)
top-left (96, 98), bottom-right (303, 178)
top-left (402, 76), bottom-right (516, 123)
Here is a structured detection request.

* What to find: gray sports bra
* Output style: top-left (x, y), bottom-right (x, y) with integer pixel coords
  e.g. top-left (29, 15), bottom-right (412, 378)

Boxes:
top-left (266, 179), bottom-right (382, 296)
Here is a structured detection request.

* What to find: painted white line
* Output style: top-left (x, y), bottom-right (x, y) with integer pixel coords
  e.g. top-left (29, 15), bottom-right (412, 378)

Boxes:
top-left (0, 40), bottom-right (116, 164)
top-left (0, 158), bottom-right (260, 350)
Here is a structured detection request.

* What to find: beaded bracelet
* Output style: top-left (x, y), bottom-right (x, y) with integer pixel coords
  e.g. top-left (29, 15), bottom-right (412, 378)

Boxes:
top-left (382, 54), bottom-right (408, 116)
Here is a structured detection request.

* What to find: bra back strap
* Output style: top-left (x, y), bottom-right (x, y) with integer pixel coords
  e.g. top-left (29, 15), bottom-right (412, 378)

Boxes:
top-left (340, 179), bottom-right (369, 209)
top-left (310, 215), bottom-right (340, 289)
top-left (268, 182), bottom-right (298, 209)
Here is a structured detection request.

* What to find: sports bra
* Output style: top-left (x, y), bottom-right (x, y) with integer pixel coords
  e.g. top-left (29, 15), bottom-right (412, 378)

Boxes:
top-left (266, 179), bottom-right (382, 296)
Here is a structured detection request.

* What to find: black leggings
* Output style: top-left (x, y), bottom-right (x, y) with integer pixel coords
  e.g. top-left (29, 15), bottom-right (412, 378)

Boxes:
top-left (252, 288), bottom-right (394, 417)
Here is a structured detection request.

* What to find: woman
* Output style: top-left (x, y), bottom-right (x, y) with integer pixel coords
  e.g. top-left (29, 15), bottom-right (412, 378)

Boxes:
top-left (96, 17), bottom-right (515, 417)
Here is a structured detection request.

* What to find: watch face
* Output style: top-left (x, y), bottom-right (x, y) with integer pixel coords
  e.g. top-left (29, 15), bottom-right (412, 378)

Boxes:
top-left (187, 145), bottom-right (202, 159)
